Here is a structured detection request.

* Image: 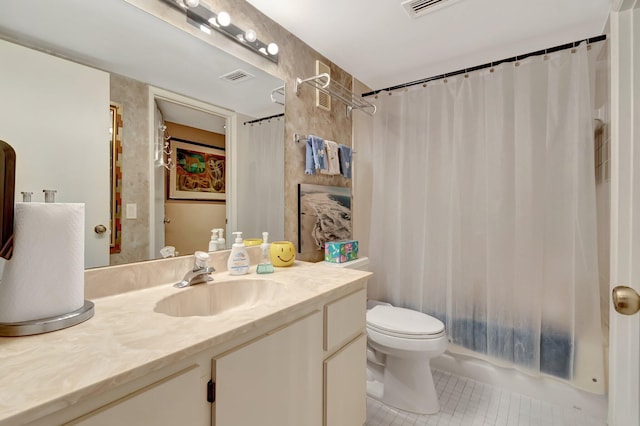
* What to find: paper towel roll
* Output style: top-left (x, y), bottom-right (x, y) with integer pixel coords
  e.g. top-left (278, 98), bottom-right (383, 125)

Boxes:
top-left (0, 203), bottom-right (84, 323)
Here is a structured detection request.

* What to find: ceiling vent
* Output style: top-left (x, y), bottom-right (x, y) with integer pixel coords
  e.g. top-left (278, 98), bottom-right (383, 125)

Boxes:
top-left (315, 60), bottom-right (331, 111)
top-left (401, 0), bottom-right (463, 18)
top-left (219, 69), bottom-right (255, 84)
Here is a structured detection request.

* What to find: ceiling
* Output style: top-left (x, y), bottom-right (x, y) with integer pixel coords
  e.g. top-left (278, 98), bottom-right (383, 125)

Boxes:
top-left (0, 0), bottom-right (284, 120)
top-left (246, 0), bottom-right (612, 90)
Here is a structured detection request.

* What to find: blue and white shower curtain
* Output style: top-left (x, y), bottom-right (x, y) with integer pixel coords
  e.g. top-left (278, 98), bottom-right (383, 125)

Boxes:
top-left (366, 42), bottom-right (606, 393)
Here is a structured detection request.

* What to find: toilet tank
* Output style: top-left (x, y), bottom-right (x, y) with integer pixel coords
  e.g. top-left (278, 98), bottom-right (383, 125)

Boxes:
top-left (323, 257), bottom-right (369, 271)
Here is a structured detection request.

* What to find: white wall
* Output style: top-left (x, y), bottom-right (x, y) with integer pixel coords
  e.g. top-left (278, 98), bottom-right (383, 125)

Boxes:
top-left (0, 39), bottom-right (110, 268)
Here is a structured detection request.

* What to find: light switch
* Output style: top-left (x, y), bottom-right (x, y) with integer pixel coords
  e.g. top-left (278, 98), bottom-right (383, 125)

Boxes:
top-left (126, 203), bottom-right (137, 220)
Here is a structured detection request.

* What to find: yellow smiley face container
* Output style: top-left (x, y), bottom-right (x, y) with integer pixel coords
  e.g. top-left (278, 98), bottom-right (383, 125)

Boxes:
top-left (269, 241), bottom-right (296, 267)
top-left (243, 238), bottom-right (262, 247)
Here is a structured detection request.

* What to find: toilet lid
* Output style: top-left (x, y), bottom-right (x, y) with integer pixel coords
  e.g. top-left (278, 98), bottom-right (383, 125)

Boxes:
top-left (366, 305), bottom-right (445, 336)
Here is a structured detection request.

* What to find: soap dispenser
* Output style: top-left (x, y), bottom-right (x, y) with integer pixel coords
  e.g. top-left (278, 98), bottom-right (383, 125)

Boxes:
top-left (256, 231), bottom-right (274, 274)
top-left (217, 228), bottom-right (226, 250)
top-left (227, 231), bottom-right (249, 275)
top-left (208, 229), bottom-right (219, 252)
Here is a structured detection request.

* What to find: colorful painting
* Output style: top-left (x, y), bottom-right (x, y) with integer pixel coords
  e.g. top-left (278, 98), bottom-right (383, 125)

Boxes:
top-left (109, 103), bottom-right (123, 254)
top-left (169, 139), bottom-right (225, 201)
top-left (298, 184), bottom-right (352, 253)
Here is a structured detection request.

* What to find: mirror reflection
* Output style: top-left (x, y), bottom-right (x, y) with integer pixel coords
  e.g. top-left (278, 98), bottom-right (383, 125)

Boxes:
top-left (0, 0), bottom-right (285, 268)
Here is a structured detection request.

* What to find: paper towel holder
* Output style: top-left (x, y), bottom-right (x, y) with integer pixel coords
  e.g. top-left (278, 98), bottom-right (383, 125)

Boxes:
top-left (0, 140), bottom-right (15, 260)
top-left (0, 300), bottom-right (95, 337)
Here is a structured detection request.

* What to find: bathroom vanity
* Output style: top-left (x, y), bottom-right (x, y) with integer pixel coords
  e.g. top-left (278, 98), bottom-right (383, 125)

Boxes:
top-left (0, 260), bottom-right (369, 426)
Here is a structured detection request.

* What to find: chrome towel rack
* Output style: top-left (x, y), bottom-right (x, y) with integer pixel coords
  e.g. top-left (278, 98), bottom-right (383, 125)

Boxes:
top-left (270, 85), bottom-right (285, 105)
top-left (295, 73), bottom-right (376, 117)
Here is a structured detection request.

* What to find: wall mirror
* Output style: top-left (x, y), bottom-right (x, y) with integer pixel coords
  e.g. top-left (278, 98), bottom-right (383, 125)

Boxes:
top-left (0, 0), bottom-right (285, 268)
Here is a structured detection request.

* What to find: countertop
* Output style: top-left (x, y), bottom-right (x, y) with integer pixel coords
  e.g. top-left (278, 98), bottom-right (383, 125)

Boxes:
top-left (0, 261), bottom-right (370, 425)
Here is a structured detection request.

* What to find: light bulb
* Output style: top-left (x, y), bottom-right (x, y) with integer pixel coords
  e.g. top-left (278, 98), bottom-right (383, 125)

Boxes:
top-left (216, 11), bottom-right (231, 27)
top-left (184, 0), bottom-right (199, 7)
top-left (244, 29), bottom-right (257, 43)
top-left (267, 42), bottom-right (279, 55)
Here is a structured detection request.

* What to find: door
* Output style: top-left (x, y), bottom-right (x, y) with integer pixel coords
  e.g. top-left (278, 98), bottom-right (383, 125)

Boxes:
top-left (148, 87), bottom-right (237, 260)
top-left (0, 39), bottom-right (110, 268)
top-left (609, 2), bottom-right (640, 425)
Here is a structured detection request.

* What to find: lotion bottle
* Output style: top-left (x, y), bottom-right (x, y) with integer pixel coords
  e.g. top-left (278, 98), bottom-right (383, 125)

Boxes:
top-left (208, 229), bottom-right (219, 252)
top-left (227, 231), bottom-right (249, 275)
top-left (217, 228), bottom-right (226, 250)
top-left (256, 231), bottom-right (274, 274)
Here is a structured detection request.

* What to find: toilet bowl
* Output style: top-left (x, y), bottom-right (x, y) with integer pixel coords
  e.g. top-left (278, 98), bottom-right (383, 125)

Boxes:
top-left (323, 257), bottom-right (448, 415)
top-left (366, 305), bottom-right (447, 414)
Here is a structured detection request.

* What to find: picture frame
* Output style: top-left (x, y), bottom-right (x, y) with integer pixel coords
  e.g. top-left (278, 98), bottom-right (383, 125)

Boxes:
top-left (169, 138), bottom-right (226, 201)
top-left (109, 103), bottom-right (123, 254)
top-left (298, 184), bottom-right (352, 253)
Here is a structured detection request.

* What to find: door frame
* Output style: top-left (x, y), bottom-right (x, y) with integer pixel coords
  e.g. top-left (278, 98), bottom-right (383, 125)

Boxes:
top-left (147, 87), bottom-right (238, 260)
top-left (609, 1), bottom-right (640, 425)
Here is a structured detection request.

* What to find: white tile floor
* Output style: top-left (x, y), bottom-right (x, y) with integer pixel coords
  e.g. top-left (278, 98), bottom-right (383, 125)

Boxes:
top-left (365, 369), bottom-right (607, 426)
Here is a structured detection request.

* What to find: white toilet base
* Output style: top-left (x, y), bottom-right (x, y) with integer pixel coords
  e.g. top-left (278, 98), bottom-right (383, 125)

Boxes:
top-left (367, 357), bottom-right (440, 415)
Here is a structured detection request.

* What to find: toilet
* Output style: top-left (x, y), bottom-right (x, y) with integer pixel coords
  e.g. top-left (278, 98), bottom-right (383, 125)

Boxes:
top-left (324, 257), bottom-right (448, 414)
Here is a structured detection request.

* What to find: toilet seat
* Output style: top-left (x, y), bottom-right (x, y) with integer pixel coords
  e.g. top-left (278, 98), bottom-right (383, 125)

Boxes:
top-left (366, 305), bottom-right (445, 339)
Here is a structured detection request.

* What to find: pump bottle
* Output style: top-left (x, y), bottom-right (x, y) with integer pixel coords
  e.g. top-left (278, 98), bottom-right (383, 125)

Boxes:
top-left (217, 228), bottom-right (226, 250)
top-left (227, 231), bottom-right (249, 275)
top-left (256, 231), bottom-right (274, 274)
top-left (208, 229), bottom-right (219, 252)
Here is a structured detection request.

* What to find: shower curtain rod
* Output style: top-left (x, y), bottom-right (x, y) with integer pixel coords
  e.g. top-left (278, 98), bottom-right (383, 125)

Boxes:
top-left (362, 34), bottom-right (607, 97)
top-left (243, 113), bottom-right (284, 126)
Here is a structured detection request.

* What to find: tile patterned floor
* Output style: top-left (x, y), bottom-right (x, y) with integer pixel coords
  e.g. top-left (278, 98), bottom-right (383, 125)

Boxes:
top-left (365, 369), bottom-right (607, 426)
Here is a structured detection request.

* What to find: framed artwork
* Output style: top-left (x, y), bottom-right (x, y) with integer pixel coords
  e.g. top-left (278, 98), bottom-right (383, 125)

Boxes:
top-left (298, 184), bottom-right (352, 253)
top-left (169, 138), bottom-right (225, 201)
top-left (109, 103), bottom-right (123, 254)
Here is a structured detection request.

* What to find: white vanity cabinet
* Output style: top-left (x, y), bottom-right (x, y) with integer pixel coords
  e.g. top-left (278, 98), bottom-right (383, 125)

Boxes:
top-left (323, 289), bottom-right (367, 426)
top-left (211, 289), bottom-right (367, 426)
top-left (212, 311), bottom-right (323, 426)
top-left (10, 278), bottom-right (369, 426)
top-left (68, 365), bottom-right (206, 426)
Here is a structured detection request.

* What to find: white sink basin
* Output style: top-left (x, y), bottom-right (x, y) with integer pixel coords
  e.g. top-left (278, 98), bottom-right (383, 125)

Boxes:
top-left (154, 278), bottom-right (284, 317)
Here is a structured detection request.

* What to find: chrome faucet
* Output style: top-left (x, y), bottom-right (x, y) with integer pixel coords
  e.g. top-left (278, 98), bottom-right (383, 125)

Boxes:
top-left (174, 251), bottom-right (215, 288)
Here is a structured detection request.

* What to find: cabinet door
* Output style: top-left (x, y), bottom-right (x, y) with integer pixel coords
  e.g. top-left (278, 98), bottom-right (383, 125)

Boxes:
top-left (69, 365), bottom-right (206, 425)
top-left (324, 289), bottom-right (366, 353)
top-left (214, 311), bottom-right (323, 426)
top-left (324, 334), bottom-right (367, 426)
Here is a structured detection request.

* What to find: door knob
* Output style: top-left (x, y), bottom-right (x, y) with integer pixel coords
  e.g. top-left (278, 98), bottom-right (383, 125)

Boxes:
top-left (612, 286), bottom-right (640, 315)
top-left (94, 224), bottom-right (107, 234)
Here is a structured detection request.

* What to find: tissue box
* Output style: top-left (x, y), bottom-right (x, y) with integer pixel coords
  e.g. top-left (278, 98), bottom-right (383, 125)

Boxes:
top-left (324, 240), bottom-right (359, 263)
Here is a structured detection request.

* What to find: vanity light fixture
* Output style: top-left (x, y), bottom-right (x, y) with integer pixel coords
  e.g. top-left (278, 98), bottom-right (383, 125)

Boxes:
top-left (164, 0), bottom-right (279, 64)
top-left (244, 29), bottom-right (257, 43)
top-left (267, 42), bottom-right (279, 55)
top-left (216, 11), bottom-right (231, 27)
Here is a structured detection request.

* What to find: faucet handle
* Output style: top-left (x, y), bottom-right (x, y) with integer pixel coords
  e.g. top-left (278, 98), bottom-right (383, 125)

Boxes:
top-left (194, 251), bottom-right (210, 269)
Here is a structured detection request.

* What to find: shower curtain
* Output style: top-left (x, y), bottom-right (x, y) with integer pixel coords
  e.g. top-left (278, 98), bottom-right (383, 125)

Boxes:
top-left (236, 116), bottom-right (285, 241)
top-left (367, 42), bottom-right (605, 393)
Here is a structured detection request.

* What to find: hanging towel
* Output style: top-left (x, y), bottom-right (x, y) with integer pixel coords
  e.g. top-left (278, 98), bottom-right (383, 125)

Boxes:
top-left (338, 144), bottom-right (352, 178)
top-left (305, 135), bottom-right (326, 174)
top-left (320, 140), bottom-right (340, 175)
top-left (305, 138), bottom-right (315, 174)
